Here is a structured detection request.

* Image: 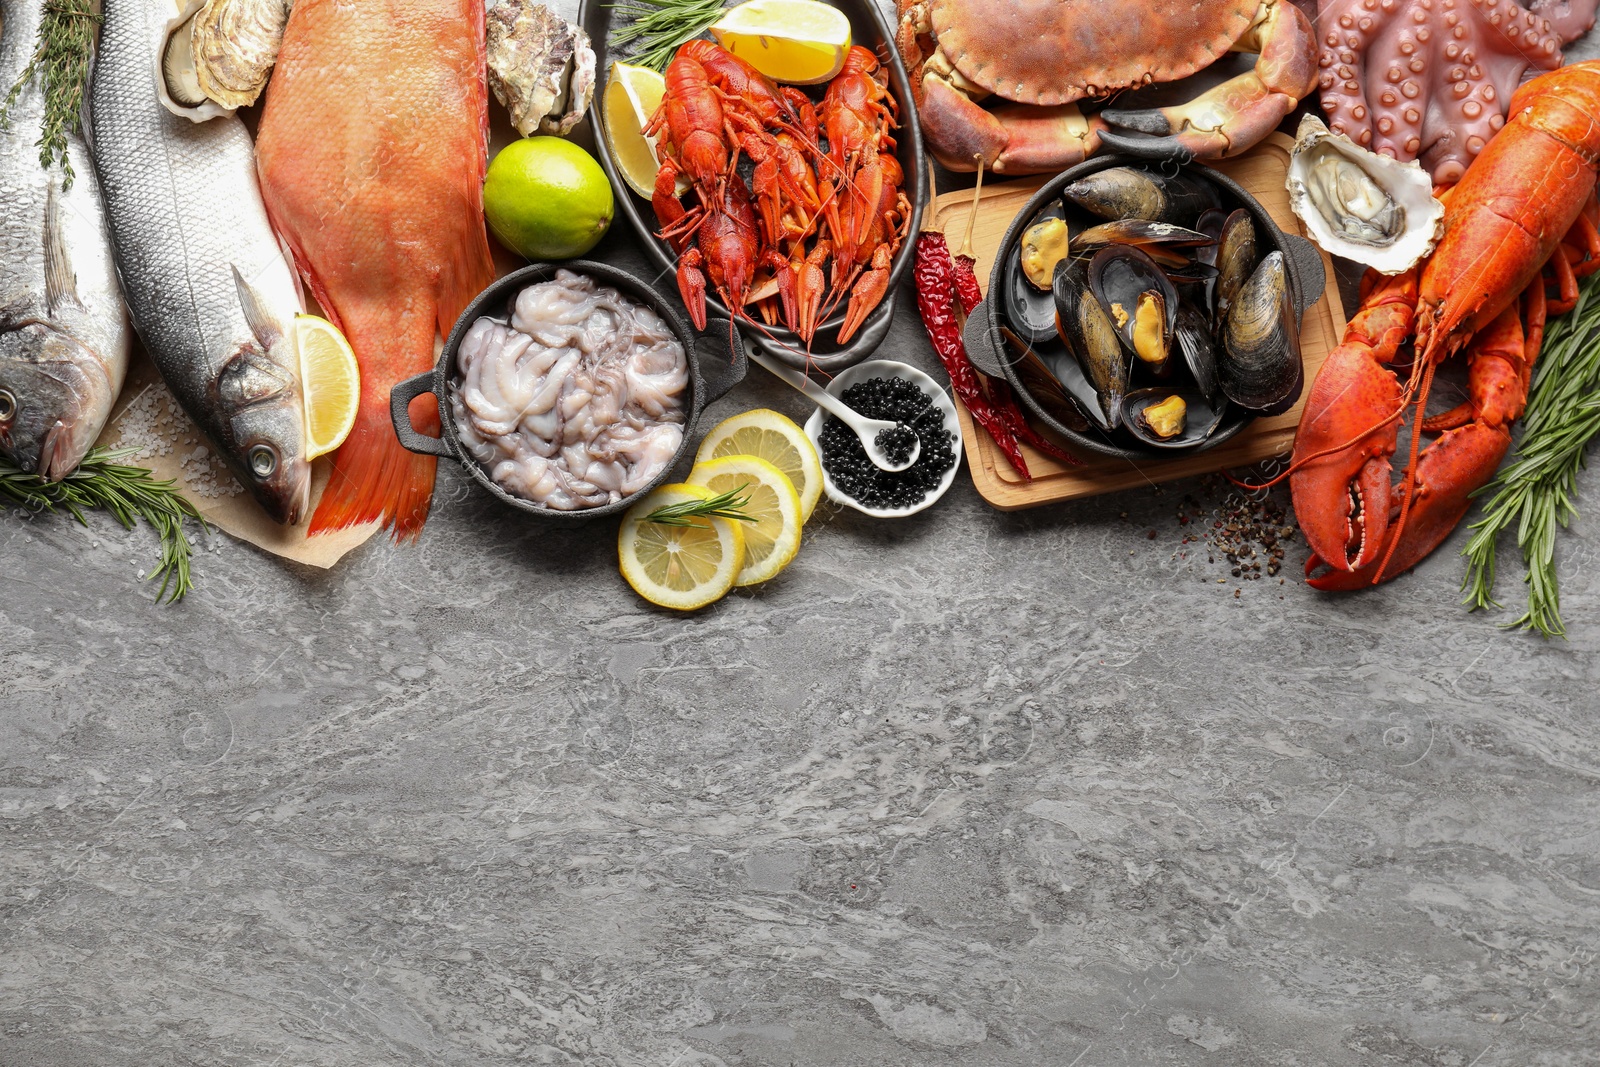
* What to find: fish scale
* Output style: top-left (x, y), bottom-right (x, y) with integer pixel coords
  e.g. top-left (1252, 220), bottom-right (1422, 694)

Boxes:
top-left (0, 0), bottom-right (129, 479)
top-left (88, 0), bottom-right (309, 524)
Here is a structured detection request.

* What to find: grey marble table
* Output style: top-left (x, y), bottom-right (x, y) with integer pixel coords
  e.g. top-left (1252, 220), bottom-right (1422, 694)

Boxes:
top-left (5, 11), bottom-right (1600, 1067)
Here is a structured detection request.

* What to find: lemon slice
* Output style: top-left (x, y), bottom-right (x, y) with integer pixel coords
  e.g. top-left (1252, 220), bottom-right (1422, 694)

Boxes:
top-left (710, 0), bottom-right (852, 85)
top-left (619, 483), bottom-right (746, 610)
top-left (695, 408), bottom-right (823, 523)
top-left (687, 455), bottom-right (801, 586)
top-left (602, 61), bottom-right (679, 200)
top-left (294, 314), bottom-right (360, 460)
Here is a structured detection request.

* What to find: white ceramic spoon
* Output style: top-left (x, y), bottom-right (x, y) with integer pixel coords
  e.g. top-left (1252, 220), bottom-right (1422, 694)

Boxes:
top-left (748, 350), bottom-right (921, 472)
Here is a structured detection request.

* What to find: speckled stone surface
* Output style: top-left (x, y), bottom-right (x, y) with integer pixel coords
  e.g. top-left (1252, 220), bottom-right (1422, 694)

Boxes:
top-left (5, 14), bottom-right (1600, 1067)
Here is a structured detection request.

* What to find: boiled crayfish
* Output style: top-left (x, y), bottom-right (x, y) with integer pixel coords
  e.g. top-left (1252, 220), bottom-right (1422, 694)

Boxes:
top-left (647, 41), bottom-right (909, 346)
top-left (1289, 60), bottom-right (1600, 589)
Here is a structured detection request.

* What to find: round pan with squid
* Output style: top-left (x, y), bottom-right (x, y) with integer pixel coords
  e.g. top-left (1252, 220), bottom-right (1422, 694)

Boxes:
top-left (973, 155), bottom-right (1327, 460)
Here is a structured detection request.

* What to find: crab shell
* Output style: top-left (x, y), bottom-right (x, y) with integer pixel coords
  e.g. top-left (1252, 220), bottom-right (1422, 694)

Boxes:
top-left (926, 0), bottom-right (1258, 105)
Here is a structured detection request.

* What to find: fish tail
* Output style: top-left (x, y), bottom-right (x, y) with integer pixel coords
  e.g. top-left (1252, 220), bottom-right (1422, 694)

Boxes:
top-left (309, 310), bottom-right (439, 540)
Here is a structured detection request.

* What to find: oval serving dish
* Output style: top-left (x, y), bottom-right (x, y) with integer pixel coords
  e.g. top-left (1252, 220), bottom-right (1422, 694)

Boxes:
top-left (389, 260), bottom-right (747, 522)
top-left (961, 152), bottom-right (1327, 462)
top-left (580, 0), bottom-right (926, 374)
top-left (803, 359), bottom-right (962, 519)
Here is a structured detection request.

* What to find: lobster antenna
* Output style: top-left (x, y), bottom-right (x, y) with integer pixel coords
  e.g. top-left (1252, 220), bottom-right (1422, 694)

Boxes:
top-left (1372, 356), bottom-right (1439, 583)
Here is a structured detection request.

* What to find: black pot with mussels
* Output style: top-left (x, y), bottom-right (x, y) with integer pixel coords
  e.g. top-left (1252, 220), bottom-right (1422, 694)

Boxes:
top-left (390, 261), bottom-right (747, 522)
top-left (965, 153), bottom-right (1326, 460)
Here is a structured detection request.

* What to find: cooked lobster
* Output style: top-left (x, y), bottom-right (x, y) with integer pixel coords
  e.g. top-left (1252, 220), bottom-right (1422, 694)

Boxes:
top-left (1289, 60), bottom-right (1600, 589)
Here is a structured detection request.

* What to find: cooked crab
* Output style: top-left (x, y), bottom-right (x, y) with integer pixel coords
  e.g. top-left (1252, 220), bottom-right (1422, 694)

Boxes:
top-left (893, 0), bottom-right (1320, 173)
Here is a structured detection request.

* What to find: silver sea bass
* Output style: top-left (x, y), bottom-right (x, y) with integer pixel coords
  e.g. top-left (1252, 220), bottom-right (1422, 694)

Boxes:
top-left (0, 0), bottom-right (130, 480)
top-left (90, 0), bottom-right (309, 524)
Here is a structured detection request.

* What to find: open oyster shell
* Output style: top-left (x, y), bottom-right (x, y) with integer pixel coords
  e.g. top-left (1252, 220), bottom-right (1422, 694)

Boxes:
top-left (160, 0), bottom-right (289, 121)
top-left (487, 0), bottom-right (596, 138)
top-left (1287, 114), bottom-right (1444, 275)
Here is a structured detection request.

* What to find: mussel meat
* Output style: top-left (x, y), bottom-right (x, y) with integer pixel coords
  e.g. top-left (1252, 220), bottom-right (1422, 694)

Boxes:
top-left (1062, 166), bottom-right (1222, 225)
top-left (1088, 246), bottom-right (1178, 377)
top-left (1122, 389), bottom-right (1227, 451)
top-left (1054, 258), bottom-right (1128, 429)
top-left (1213, 210), bottom-right (1258, 324)
top-left (1020, 217), bottom-right (1070, 290)
top-left (1219, 252), bottom-right (1303, 415)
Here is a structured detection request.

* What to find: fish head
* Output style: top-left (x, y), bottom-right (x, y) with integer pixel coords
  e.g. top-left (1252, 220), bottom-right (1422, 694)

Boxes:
top-left (217, 342), bottom-right (312, 526)
top-left (0, 324), bottom-right (118, 481)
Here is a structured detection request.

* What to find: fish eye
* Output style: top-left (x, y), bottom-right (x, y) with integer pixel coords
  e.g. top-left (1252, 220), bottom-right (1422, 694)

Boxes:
top-left (0, 389), bottom-right (14, 421)
top-left (248, 444), bottom-right (278, 478)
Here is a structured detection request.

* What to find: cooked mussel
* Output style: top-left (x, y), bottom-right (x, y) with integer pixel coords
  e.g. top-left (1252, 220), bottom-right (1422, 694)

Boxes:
top-left (1123, 389), bottom-right (1227, 450)
top-left (1054, 258), bottom-right (1128, 429)
top-left (1175, 301), bottom-right (1220, 405)
top-left (1088, 246), bottom-right (1178, 376)
top-left (1220, 251), bottom-right (1303, 415)
top-left (1020, 217), bottom-right (1070, 290)
top-left (1073, 220), bottom-right (1214, 269)
top-left (1213, 210), bottom-right (1258, 323)
top-left (1001, 328), bottom-right (1096, 433)
top-left (1062, 166), bottom-right (1222, 225)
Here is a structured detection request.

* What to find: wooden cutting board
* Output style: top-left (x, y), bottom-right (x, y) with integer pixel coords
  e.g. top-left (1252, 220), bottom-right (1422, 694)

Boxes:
top-left (934, 133), bottom-right (1347, 509)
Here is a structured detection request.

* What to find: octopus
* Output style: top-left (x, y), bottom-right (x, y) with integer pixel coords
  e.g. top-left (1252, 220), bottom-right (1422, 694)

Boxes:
top-left (452, 270), bottom-right (688, 511)
top-left (1316, 0), bottom-right (1598, 182)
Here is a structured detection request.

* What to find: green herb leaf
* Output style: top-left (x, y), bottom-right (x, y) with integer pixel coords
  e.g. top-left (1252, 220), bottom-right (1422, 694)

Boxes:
top-left (642, 484), bottom-right (756, 526)
top-left (0, 0), bottom-right (101, 188)
top-left (607, 0), bottom-right (728, 71)
top-left (1462, 272), bottom-right (1600, 638)
top-left (0, 446), bottom-right (207, 602)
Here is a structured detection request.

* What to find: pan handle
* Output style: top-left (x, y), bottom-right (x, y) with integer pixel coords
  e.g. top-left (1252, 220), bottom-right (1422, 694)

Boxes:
top-left (696, 316), bottom-right (749, 405)
top-left (1282, 234), bottom-right (1328, 318)
top-left (390, 371), bottom-right (452, 457)
top-left (961, 300), bottom-right (1008, 379)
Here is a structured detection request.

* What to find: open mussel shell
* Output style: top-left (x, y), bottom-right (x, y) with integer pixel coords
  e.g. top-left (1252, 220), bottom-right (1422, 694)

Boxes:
top-left (1220, 252), bottom-right (1303, 415)
top-left (1213, 209), bottom-right (1258, 324)
top-left (1123, 388), bottom-right (1228, 450)
top-left (1002, 246), bottom-right (1060, 346)
top-left (1061, 166), bottom-right (1222, 225)
top-left (1053, 258), bottom-right (1128, 429)
top-left (1175, 301), bottom-right (1220, 405)
top-left (1088, 246), bottom-right (1178, 376)
top-left (1000, 328), bottom-right (1096, 433)
top-left (1075, 219), bottom-right (1214, 254)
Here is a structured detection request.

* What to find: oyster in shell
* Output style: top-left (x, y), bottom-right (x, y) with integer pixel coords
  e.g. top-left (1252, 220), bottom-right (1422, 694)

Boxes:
top-left (1287, 113), bottom-right (1444, 275)
top-left (160, 0), bottom-right (289, 120)
top-left (487, 0), bottom-right (596, 137)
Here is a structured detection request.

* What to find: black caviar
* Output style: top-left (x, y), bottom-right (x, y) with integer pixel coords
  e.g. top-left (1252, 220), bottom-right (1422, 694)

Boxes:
top-left (820, 376), bottom-right (957, 510)
top-left (874, 424), bottom-right (918, 466)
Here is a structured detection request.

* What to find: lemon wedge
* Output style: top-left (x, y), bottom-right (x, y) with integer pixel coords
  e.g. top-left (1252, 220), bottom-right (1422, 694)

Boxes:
top-left (687, 455), bottom-right (802, 586)
top-left (710, 0), bottom-right (852, 85)
top-left (619, 483), bottom-right (746, 610)
top-left (602, 61), bottom-right (677, 200)
top-left (695, 408), bottom-right (823, 523)
top-left (294, 314), bottom-right (360, 460)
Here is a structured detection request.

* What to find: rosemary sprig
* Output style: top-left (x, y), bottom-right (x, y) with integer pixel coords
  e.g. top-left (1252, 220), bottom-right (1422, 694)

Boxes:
top-left (1462, 272), bottom-right (1600, 638)
top-left (1, 446), bottom-right (207, 602)
top-left (0, 0), bottom-right (101, 188)
top-left (607, 0), bottom-right (727, 71)
top-left (642, 483), bottom-right (756, 526)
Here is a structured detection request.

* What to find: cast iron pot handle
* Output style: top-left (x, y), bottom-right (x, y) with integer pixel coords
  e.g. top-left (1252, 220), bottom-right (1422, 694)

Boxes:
top-left (1283, 234), bottom-right (1328, 318)
top-left (962, 300), bottom-right (1007, 379)
top-left (697, 316), bottom-right (749, 404)
top-left (390, 371), bottom-right (452, 458)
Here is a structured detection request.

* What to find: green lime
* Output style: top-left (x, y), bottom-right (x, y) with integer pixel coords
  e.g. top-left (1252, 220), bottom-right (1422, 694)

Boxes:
top-left (483, 137), bottom-right (615, 260)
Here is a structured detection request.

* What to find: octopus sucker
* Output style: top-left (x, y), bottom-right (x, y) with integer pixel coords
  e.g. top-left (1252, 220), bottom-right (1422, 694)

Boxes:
top-left (1316, 0), bottom-right (1597, 179)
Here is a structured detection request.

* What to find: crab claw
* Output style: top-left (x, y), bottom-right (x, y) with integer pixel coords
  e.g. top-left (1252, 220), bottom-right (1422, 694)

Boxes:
top-left (919, 77), bottom-right (1104, 174)
top-left (1099, 0), bottom-right (1317, 161)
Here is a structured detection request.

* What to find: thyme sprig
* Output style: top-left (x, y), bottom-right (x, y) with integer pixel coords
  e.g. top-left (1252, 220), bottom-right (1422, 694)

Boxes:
top-left (1, 447), bottom-right (207, 602)
top-left (608, 0), bottom-right (727, 71)
top-left (642, 483), bottom-right (755, 526)
top-left (1462, 273), bottom-right (1600, 638)
top-left (0, 0), bottom-right (101, 188)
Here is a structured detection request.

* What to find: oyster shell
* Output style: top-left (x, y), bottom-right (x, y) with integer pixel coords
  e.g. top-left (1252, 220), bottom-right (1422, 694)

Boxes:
top-left (160, 0), bottom-right (289, 121)
top-left (487, 0), bottom-right (596, 138)
top-left (1287, 113), bottom-right (1444, 275)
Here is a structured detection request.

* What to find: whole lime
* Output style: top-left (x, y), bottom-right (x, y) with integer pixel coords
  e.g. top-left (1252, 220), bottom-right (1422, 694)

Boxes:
top-left (484, 137), bottom-right (614, 260)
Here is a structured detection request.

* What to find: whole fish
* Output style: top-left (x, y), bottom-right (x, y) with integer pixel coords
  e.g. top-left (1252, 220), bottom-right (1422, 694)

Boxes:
top-left (256, 0), bottom-right (497, 538)
top-left (89, 0), bottom-right (309, 524)
top-left (0, 0), bottom-right (129, 479)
